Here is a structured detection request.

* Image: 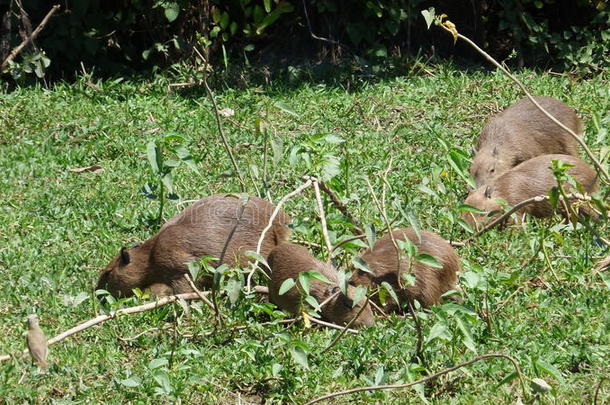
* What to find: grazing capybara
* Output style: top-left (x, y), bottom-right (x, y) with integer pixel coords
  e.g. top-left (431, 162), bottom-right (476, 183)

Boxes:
top-left (351, 228), bottom-right (460, 312)
top-left (462, 154), bottom-right (599, 230)
top-left (470, 96), bottom-right (582, 186)
top-left (96, 194), bottom-right (291, 297)
top-left (268, 243), bottom-right (375, 328)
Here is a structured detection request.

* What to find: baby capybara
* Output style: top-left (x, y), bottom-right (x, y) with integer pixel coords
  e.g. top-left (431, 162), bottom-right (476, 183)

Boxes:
top-left (470, 96), bottom-right (582, 186)
top-left (351, 228), bottom-right (460, 312)
top-left (96, 194), bottom-right (291, 297)
top-left (268, 243), bottom-right (375, 328)
top-left (463, 154), bottom-right (599, 230)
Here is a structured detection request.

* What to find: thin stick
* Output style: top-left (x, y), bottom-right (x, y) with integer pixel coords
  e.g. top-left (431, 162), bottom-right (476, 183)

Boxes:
top-left (318, 181), bottom-right (364, 235)
top-left (593, 377), bottom-right (606, 405)
top-left (364, 177), bottom-right (405, 288)
top-left (438, 20), bottom-right (610, 184)
top-left (303, 352), bottom-right (525, 405)
top-left (461, 192), bottom-right (595, 244)
top-left (312, 179), bottom-right (333, 262)
top-left (193, 47), bottom-right (246, 192)
top-left (0, 292), bottom-right (209, 362)
top-left (330, 234), bottom-right (367, 254)
top-left (308, 317), bottom-right (359, 335)
top-left (320, 297), bottom-right (370, 354)
top-left (245, 178), bottom-right (313, 293)
top-left (541, 239), bottom-right (561, 282)
top-left (301, 0), bottom-right (338, 45)
top-left (1, 4), bottom-right (60, 71)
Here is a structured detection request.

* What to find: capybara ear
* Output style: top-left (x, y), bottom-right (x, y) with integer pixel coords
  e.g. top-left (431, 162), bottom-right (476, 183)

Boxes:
top-left (484, 186), bottom-right (493, 198)
top-left (119, 247), bottom-right (131, 265)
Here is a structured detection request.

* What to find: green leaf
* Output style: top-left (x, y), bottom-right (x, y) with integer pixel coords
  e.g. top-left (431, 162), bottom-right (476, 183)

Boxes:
top-left (146, 141), bottom-right (161, 174)
top-left (380, 281), bottom-right (400, 306)
top-left (405, 210), bottom-right (422, 241)
top-left (337, 269), bottom-right (350, 295)
top-left (298, 273), bottom-right (311, 295)
top-left (148, 358), bottom-right (168, 369)
top-left (289, 345), bottom-right (309, 368)
top-left (273, 101), bottom-right (299, 117)
top-left (535, 359), bottom-right (565, 383)
top-left (495, 371), bottom-right (518, 389)
top-left (455, 315), bottom-right (477, 353)
top-left (153, 370), bottom-right (172, 394)
top-left (415, 253), bottom-right (443, 268)
top-left (279, 278), bottom-right (296, 295)
top-left (225, 278), bottom-right (242, 305)
top-left (303, 270), bottom-right (332, 284)
top-left (352, 285), bottom-right (367, 307)
top-left (243, 250), bottom-right (269, 268)
top-left (365, 223), bottom-right (376, 247)
top-left (397, 238), bottom-right (417, 257)
top-left (220, 11), bottom-right (230, 29)
top-left (264, 0), bottom-right (272, 13)
top-left (118, 376), bottom-right (141, 387)
top-left (164, 2), bottom-right (180, 22)
top-left (548, 187), bottom-right (559, 210)
top-left (425, 321), bottom-right (450, 343)
top-left (211, 7), bottom-right (221, 23)
top-left (304, 295), bottom-right (321, 311)
top-left (351, 256), bottom-right (373, 274)
top-left (421, 7), bottom-right (436, 29)
top-left (531, 378), bottom-right (552, 393)
top-left (457, 204), bottom-right (487, 214)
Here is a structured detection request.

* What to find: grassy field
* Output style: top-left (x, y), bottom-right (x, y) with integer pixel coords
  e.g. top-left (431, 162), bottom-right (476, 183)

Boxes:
top-left (1, 64), bottom-right (609, 403)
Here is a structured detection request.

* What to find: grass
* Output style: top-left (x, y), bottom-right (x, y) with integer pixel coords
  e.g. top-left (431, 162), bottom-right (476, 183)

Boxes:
top-left (0, 63), bottom-right (609, 403)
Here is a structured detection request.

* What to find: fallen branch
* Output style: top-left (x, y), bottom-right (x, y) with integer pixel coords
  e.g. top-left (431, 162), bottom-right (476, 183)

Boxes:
top-left (318, 180), bottom-right (364, 235)
top-left (308, 317), bottom-right (359, 335)
top-left (312, 179), bottom-right (333, 262)
top-left (1, 4), bottom-right (60, 71)
top-left (330, 234), bottom-right (367, 254)
top-left (437, 17), bottom-right (610, 185)
top-left (461, 192), bottom-right (595, 244)
top-left (245, 177), bottom-right (314, 293)
top-left (303, 352), bottom-right (525, 404)
top-left (0, 292), bottom-right (208, 363)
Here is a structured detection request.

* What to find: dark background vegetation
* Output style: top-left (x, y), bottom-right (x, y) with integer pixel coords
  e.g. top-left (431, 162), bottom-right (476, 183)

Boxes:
top-left (1, 0), bottom-right (609, 82)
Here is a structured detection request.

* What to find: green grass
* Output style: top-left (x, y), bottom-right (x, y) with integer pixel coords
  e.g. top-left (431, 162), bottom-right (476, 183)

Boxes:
top-left (1, 64), bottom-right (609, 403)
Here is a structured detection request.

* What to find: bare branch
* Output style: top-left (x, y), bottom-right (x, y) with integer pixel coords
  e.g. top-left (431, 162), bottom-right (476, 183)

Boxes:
top-left (1, 4), bottom-right (60, 71)
top-left (318, 180), bottom-right (364, 234)
top-left (312, 179), bottom-right (333, 262)
top-left (304, 353), bottom-right (526, 405)
top-left (320, 297), bottom-right (370, 354)
top-left (245, 177), bottom-right (314, 293)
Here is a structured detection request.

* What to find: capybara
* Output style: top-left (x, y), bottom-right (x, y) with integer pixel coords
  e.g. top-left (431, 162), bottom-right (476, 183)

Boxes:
top-left (268, 243), bottom-right (375, 328)
top-left (470, 96), bottom-right (582, 186)
top-left (462, 154), bottom-right (599, 230)
top-left (351, 228), bottom-right (460, 312)
top-left (96, 194), bottom-right (291, 297)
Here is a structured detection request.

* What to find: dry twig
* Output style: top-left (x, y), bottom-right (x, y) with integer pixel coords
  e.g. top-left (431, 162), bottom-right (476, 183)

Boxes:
top-left (1, 4), bottom-right (60, 71)
top-left (245, 177), bottom-right (314, 293)
top-left (318, 180), bottom-right (364, 234)
top-left (303, 352), bottom-right (525, 404)
top-left (312, 179), bottom-right (333, 262)
top-left (320, 297), bottom-right (370, 354)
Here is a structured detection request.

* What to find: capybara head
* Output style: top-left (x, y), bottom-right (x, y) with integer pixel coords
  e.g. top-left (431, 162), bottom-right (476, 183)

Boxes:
top-left (268, 243), bottom-right (375, 328)
top-left (470, 97), bottom-right (582, 187)
top-left (96, 245), bottom-right (154, 297)
top-left (352, 228), bottom-right (460, 311)
top-left (96, 194), bottom-right (292, 298)
top-left (461, 186), bottom-right (505, 231)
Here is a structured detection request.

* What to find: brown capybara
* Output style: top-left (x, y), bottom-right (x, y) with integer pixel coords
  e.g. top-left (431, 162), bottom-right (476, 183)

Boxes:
top-left (462, 154), bottom-right (599, 230)
top-left (268, 243), bottom-right (375, 328)
top-left (96, 194), bottom-right (291, 297)
top-left (470, 96), bottom-right (582, 186)
top-left (351, 228), bottom-right (460, 312)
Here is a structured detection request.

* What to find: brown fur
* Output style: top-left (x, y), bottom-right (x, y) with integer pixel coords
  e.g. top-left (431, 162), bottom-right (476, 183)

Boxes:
top-left (268, 243), bottom-right (375, 328)
top-left (470, 96), bottom-right (582, 186)
top-left (462, 154), bottom-right (599, 230)
top-left (351, 228), bottom-right (460, 312)
top-left (96, 194), bottom-right (292, 297)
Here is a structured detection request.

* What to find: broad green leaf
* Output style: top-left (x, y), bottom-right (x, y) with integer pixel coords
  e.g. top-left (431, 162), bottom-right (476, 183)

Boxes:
top-left (118, 376), bottom-right (141, 387)
top-left (458, 204), bottom-right (487, 214)
top-left (164, 2), bottom-right (180, 22)
top-left (364, 223), bottom-right (376, 247)
top-left (397, 238), bottom-right (417, 257)
top-left (225, 278), bottom-right (242, 305)
top-left (415, 253), bottom-right (443, 268)
top-left (278, 278), bottom-right (296, 295)
top-left (380, 281), bottom-right (400, 306)
top-left (274, 101), bottom-right (299, 117)
top-left (421, 7), bottom-right (436, 29)
top-left (455, 315), bottom-right (477, 353)
top-left (304, 295), bottom-right (320, 311)
top-left (148, 358), bottom-right (168, 369)
top-left (535, 359), bottom-right (565, 383)
top-left (351, 256), bottom-right (373, 274)
top-left (153, 370), bottom-right (172, 394)
top-left (405, 210), bottom-right (422, 241)
top-left (298, 273), bottom-right (311, 295)
top-left (495, 371), bottom-right (518, 389)
top-left (290, 346), bottom-right (309, 368)
top-left (220, 12), bottom-right (230, 29)
top-left (146, 141), bottom-right (160, 174)
top-left (425, 321), bottom-right (450, 343)
top-left (303, 270), bottom-right (331, 284)
top-left (264, 0), bottom-right (272, 13)
top-left (243, 250), bottom-right (269, 268)
top-left (352, 285), bottom-right (367, 307)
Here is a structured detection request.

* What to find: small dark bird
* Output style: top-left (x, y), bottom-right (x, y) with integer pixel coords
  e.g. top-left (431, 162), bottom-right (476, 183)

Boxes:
top-left (26, 315), bottom-right (48, 369)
